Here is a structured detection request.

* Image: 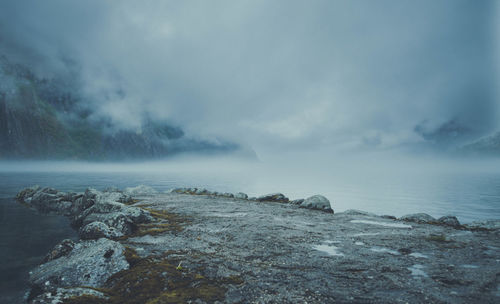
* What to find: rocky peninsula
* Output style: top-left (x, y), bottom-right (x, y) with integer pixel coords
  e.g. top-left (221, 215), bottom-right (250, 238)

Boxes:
top-left (15, 185), bottom-right (500, 303)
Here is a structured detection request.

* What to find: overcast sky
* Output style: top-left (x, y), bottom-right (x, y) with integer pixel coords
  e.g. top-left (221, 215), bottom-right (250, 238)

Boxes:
top-left (0, 0), bottom-right (498, 153)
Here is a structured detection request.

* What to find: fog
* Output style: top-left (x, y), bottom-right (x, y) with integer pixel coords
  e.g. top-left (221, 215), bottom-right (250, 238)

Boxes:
top-left (2, 152), bottom-right (500, 222)
top-left (1, 0), bottom-right (498, 154)
top-left (1, 1), bottom-right (500, 221)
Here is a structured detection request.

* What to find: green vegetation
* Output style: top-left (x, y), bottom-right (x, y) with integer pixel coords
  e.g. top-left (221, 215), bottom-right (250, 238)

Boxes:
top-left (426, 234), bottom-right (450, 243)
top-left (63, 248), bottom-right (243, 304)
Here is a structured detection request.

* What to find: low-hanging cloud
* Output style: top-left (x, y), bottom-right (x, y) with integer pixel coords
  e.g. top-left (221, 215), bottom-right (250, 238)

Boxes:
top-left (0, 0), bottom-right (497, 153)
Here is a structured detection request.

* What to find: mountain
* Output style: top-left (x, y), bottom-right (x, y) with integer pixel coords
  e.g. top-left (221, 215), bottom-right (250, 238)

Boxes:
top-left (0, 55), bottom-right (239, 160)
top-left (460, 132), bottom-right (500, 156)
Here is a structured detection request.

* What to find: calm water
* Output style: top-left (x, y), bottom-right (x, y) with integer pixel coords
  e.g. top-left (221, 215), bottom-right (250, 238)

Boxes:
top-left (1, 157), bottom-right (500, 302)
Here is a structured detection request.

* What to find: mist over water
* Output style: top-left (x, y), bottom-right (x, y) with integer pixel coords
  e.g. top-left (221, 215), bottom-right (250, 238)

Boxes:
top-left (2, 152), bottom-right (500, 223)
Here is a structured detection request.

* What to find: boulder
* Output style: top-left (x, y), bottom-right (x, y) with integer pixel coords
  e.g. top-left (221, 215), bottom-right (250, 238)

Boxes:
top-left (30, 190), bottom-right (73, 216)
top-left (235, 192), bottom-right (248, 199)
top-left (77, 200), bottom-right (153, 235)
top-left (290, 199), bottom-right (304, 205)
top-left (29, 287), bottom-right (109, 304)
top-left (15, 185), bottom-right (41, 203)
top-left (170, 187), bottom-right (188, 194)
top-left (124, 185), bottom-right (158, 196)
top-left (300, 195), bottom-right (333, 213)
top-left (257, 193), bottom-right (289, 203)
top-left (29, 238), bottom-right (129, 295)
top-left (79, 221), bottom-right (123, 240)
top-left (465, 220), bottom-right (500, 231)
top-left (400, 213), bottom-right (436, 224)
top-left (195, 188), bottom-right (209, 195)
top-left (69, 188), bottom-right (99, 216)
top-left (437, 215), bottom-right (461, 227)
top-left (42, 239), bottom-right (75, 264)
top-left (222, 192), bottom-right (235, 198)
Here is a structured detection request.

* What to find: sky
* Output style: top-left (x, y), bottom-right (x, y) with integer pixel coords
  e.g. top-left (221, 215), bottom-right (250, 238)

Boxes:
top-left (0, 0), bottom-right (498, 155)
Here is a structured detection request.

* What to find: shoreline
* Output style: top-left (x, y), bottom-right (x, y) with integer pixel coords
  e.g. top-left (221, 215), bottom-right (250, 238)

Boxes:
top-left (16, 185), bottom-right (500, 303)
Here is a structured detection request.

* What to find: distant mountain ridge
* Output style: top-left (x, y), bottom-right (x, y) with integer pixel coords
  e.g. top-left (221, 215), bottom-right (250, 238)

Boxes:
top-left (0, 55), bottom-right (238, 160)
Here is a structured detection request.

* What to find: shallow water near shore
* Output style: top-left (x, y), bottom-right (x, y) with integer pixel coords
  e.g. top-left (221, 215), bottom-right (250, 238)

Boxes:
top-left (1, 155), bottom-right (500, 302)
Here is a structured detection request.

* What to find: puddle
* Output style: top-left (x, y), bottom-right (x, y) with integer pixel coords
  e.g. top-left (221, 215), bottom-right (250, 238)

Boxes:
top-left (409, 252), bottom-right (429, 259)
top-left (210, 212), bottom-right (248, 218)
top-left (352, 232), bottom-right (381, 237)
top-left (351, 220), bottom-right (412, 229)
top-left (408, 264), bottom-right (428, 277)
top-left (370, 247), bottom-right (400, 255)
top-left (313, 244), bottom-right (344, 257)
top-left (461, 264), bottom-right (479, 269)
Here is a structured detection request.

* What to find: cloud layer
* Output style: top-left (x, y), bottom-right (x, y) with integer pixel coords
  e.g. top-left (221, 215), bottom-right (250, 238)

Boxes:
top-left (0, 0), bottom-right (497, 153)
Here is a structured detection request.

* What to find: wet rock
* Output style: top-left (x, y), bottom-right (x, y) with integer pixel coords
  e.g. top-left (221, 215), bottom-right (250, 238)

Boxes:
top-left (124, 185), bottom-right (158, 196)
top-left (290, 199), bottom-right (304, 205)
top-left (103, 186), bottom-right (121, 193)
top-left (42, 239), bottom-right (75, 264)
top-left (465, 220), bottom-right (500, 231)
top-left (29, 238), bottom-right (129, 295)
top-left (30, 190), bottom-right (73, 216)
top-left (400, 213), bottom-right (436, 224)
top-left (170, 187), bottom-right (188, 194)
top-left (234, 192), bottom-right (248, 199)
top-left (29, 287), bottom-right (109, 304)
top-left (195, 188), bottom-right (209, 195)
top-left (381, 215), bottom-right (397, 220)
top-left (300, 195), bottom-right (333, 213)
top-left (437, 215), bottom-right (461, 227)
top-left (79, 221), bottom-right (123, 240)
top-left (78, 200), bottom-right (153, 235)
top-left (69, 188), bottom-right (98, 216)
top-left (222, 192), bottom-right (235, 198)
top-left (15, 185), bottom-right (41, 203)
top-left (342, 209), bottom-right (375, 216)
top-left (257, 193), bottom-right (289, 203)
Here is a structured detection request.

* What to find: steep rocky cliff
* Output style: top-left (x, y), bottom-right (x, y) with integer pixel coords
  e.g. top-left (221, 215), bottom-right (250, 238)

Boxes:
top-left (0, 56), bottom-right (238, 160)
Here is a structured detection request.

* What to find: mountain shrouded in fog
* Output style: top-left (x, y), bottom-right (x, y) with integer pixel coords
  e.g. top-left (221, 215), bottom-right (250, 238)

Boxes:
top-left (0, 0), bottom-right (498, 158)
top-left (0, 56), bottom-right (238, 159)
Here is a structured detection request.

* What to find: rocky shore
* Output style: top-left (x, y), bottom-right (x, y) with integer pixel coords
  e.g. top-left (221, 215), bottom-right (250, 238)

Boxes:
top-left (15, 185), bottom-right (500, 303)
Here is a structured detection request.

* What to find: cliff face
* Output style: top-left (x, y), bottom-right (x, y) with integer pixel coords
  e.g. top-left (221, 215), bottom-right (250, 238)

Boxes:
top-left (0, 56), bottom-right (237, 160)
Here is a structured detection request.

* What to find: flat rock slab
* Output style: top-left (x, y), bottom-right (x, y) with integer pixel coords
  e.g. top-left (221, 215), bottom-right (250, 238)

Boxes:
top-left (127, 193), bottom-right (500, 304)
top-left (19, 187), bottom-right (500, 303)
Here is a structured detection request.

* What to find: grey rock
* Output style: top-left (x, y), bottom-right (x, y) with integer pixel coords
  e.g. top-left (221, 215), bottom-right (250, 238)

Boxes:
top-left (465, 220), bottom-right (500, 231)
top-left (290, 199), bottom-right (304, 205)
top-left (400, 213), bottom-right (436, 224)
top-left (78, 200), bottom-right (153, 234)
top-left (42, 239), bottom-right (75, 264)
top-left (79, 221), bottom-right (123, 240)
top-left (29, 287), bottom-right (109, 304)
top-left (171, 187), bottom-right (188, 194)
top-left (103, 186), bottom-right (121, 193)
top-left (381, 215), bottom-right (397, 220)
top-left (124, 185), bottom-right (158, 196)
top-left (341, 209), bottom-right (376, 216)
top-left (437, 215), bottom-right (461, 227)
top-left (15, 185), bottom-right (41, 203)
top-left (30, 238), bottom-right (129, 295)
top-left (300, 195), bottom-right (333, 213)
top-left (257, 193), bottom-right (289, 203)
top-left (30, 190), bottom-right (72, 216)
top-left (234, 192), bottom-right (248, 199)
top-left (222, 192), bottom-right (235, 198)
top-left (195, 188), bottom-right (209, 195)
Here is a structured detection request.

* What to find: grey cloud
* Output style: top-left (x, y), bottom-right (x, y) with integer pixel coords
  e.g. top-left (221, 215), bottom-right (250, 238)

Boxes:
top-left (0, 0), bottom-right (497, 153)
